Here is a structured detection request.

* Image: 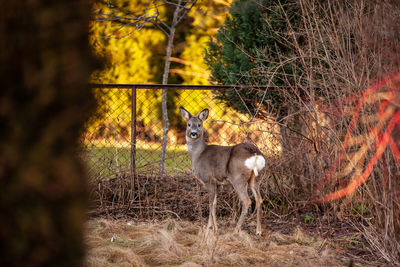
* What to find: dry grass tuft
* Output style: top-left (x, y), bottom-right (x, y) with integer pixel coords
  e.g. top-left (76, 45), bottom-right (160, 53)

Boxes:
top-left (152, 229), bottom-right (187, 264)
top-left (85, 218), bottom-right (378, 267)
top-left (87, 245), bottom-right (147, 267)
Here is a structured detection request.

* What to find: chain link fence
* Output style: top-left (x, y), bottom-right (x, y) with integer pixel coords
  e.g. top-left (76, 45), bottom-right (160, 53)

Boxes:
top-left (81, 83), bottom-right (345, 222)
top-left (81, 84), bottom-right (281, 180)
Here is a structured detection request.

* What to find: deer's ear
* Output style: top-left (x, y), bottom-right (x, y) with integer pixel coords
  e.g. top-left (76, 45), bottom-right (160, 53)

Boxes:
top-left (179, 107), bottom-right (192, 121)
top-left (198, 108), bottom-right (209, 121)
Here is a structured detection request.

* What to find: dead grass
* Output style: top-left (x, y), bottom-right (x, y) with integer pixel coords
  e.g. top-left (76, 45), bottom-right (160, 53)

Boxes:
top-left (85, 218), bottom-right (379, 267)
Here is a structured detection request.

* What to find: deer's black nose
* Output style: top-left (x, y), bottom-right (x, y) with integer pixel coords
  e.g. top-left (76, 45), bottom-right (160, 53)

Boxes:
top-left (190, 132), bottom-right (198, 138)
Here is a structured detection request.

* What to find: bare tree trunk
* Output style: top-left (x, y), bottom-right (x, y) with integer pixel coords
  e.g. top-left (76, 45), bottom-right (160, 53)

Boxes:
top-left (159, 2), bottom-right (181, 177)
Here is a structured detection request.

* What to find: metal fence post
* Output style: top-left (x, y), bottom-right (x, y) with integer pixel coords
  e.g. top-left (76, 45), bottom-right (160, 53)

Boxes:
top-left (130, 86), bottom-right (141, 213)
top-left (131, 86), bottom-right (137, 175)
top-left (131, 86), bottom-right (136, 174)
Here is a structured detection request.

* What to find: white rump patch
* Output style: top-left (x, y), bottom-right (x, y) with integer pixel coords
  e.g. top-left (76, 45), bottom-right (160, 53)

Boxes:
top-left (244, 155), bottom-right (266, 176)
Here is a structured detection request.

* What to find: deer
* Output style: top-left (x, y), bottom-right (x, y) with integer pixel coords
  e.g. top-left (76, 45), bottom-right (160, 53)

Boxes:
top-left (180, 107), bottom-right (266, 235)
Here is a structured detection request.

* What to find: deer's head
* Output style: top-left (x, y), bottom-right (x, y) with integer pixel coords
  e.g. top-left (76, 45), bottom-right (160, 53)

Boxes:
top-left (179, 107), bottom-right (209, 140)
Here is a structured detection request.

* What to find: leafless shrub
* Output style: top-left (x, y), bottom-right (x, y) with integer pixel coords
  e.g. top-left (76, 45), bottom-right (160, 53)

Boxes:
top-left (252, 0), bottom-right (400, 264)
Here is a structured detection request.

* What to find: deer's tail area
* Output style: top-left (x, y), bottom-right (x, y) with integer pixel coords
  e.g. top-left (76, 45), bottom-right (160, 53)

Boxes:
top-left (244, 155), bottom-right (265, 176)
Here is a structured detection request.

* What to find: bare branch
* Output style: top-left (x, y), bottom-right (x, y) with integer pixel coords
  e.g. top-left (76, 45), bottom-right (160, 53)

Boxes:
top-left (93, 0), bottom-right (197, 38)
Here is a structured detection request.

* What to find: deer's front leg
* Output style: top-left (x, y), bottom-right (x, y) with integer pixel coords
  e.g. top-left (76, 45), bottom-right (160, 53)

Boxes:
top-left (206, 181), bottom-right (218, 231)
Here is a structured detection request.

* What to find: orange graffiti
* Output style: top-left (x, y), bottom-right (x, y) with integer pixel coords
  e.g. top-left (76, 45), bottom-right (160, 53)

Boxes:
top-left (313, 73), bottom-right (400, 203)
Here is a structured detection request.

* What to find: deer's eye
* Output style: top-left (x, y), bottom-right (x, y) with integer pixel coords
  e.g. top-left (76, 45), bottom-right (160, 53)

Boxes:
top-left (198, 124), bottom-right (201, 127)
top-left (188, 123), bottom-right (191, 127)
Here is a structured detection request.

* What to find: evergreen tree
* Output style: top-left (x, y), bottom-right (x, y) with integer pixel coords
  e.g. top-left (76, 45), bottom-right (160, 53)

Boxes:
top-left (205, 0), bottom-right (301, 118)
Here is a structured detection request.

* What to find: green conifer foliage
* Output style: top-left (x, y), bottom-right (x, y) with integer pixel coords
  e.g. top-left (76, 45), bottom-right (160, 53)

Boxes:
top-left (205, 0), bottom-right (301, 118)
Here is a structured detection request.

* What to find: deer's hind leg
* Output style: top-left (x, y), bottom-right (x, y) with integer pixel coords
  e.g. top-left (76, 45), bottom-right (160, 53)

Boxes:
top-left (231, 176), bottom-right (251, 233)
top-left (250, 174), bottom-right (263, 235)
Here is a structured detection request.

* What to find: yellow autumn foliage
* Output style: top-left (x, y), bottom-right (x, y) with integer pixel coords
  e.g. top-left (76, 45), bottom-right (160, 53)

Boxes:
top-left (88, 0), bottom-right (234, 141)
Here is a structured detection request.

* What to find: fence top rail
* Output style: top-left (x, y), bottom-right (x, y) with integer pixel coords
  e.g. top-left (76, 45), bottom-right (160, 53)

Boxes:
top-left (89, 83), bottom-right (282, 90)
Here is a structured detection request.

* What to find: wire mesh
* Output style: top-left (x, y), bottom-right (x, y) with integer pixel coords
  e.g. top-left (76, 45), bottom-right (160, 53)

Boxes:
top-left (81, 86), bottom-right (281, 180)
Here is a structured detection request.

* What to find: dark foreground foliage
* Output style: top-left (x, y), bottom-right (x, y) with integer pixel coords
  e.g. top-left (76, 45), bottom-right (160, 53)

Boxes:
top-left (0, 1), bottom-right (99, 266)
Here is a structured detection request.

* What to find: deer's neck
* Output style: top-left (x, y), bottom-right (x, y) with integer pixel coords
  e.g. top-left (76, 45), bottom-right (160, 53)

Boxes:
top-left (186, 136), bottom-right (207, 163)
